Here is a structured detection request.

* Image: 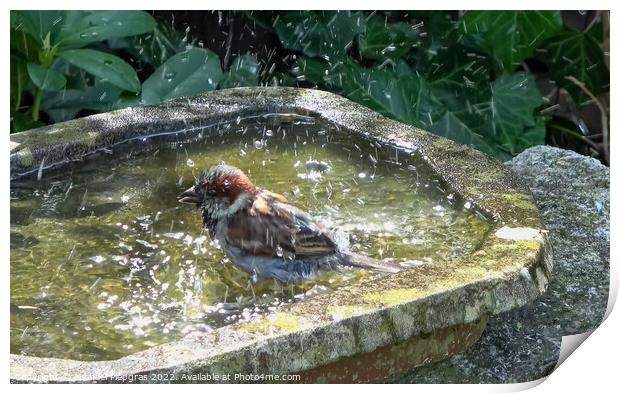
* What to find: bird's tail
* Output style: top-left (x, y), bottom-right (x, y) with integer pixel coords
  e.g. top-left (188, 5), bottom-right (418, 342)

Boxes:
top-left (338, 252), bottom-right (402, 273)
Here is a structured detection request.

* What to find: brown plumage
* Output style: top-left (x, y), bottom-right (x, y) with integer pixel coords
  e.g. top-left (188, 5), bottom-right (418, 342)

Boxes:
top-left (178, 164), bottom-right (402, 282)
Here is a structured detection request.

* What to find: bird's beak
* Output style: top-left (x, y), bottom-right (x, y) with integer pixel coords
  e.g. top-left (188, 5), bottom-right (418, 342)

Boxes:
top-left (177, 186), bottom-right (202, 205)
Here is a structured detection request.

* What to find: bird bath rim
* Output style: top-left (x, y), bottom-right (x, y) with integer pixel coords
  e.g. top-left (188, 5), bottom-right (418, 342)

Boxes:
top-left (10, 87), bottom-right (552, 383)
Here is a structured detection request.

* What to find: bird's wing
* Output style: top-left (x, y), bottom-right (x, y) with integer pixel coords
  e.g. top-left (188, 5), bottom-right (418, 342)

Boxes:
top-left (224, 190), bottom-right (337, 258)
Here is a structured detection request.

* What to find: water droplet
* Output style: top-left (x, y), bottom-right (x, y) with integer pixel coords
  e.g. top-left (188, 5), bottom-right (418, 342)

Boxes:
top-left (432, 205), bottom-right (446, 213)
top-left (164, 72), bottom-right (176, 82)
top-left (265, 129), bottom-right (273, 137)
top-left (186, 158), bottom-right (195, 167)
top-left (305, 160), bottom-right (331, 173)
top-left (121, 195), bottom-right (130, 203)
top-left (254, 140), bottom-right (264, 149)
top-left (358, 172), bottom-right (367, 179)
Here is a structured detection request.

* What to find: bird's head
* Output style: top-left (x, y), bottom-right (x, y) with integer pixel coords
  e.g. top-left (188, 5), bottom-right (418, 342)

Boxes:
top-left (178, 164), bottom-right (257, 220)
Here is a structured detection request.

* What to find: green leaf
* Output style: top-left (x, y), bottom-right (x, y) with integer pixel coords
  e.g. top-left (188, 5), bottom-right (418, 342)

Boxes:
top-left (11, 111), bottom-right (45, 133)
top-left (490, 73), bottom-right (545, 154)
top-left (338, 61), bottom-right (445, 128)
top-left (57, 49), bottom-right (140, 93)
top-left (290, 57), bottom-right (332, 86)
top-left (359, 16), bottom-right (419, 60)
top-left (273, 11), bottom-right (366, 61)
top-left (26, 63), bottom-right (66, 91)
top-left (220, 54), bottom-right (260, 88)
top-left (108, 22), bottom-right (184, 68)
top-left (540, 29), bottom-right (610, 105)
top-left (430, 111), bottom-right (504, 159)
top-left (462, 11), bottom-right (563, 71)
top-left (11, 56), bottom-right (29, 111)
top-left (10, 27), bottom-right (42, 62)
top-left (41, 78), bottom-right (123, 113)
top-left (56, 11), bottom-right (157, 49)
top-left (422, 36), bottom-right (492, 87)
top-left (141, 47), bottom-right (223, 105)
top-left (10, 10), bottom-right (65, 43)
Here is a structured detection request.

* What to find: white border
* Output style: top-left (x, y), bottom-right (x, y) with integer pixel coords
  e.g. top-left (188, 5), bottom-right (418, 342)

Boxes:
top-left (4, 2), bottom-right (616, 392)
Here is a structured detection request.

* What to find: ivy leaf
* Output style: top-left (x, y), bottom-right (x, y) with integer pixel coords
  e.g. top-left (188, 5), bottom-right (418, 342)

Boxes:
top-left (421, 37), bottom-right (494, 111)
top-left (490, 73), bottom-right (545, 155)
top-left (430, 111), bottom-right (504, 159)
top-left (539, 29), bottom-right (610, 105)
top-left (10, 10), bottom-right (65, 43)
top-left (359, 16), bottom-right (419, 59)
top-left (56, 11), bottom-right (157, 49)
top-left (220, 54), bottom-right (260, 88)
top-left (273, 11), bottom-right (366, 61)
top-left (108, 22), bottom-right (184, 68)
top-left (338, 61), bottom-right (445, 128)
top-left (290, 57), bottom-right (332, 86)
top-left (26, 63), bottom-right (66, 91)
top-left (141, 47), bottom-right (223, 105)
top-left (58, 49), bottom-right (140, 93)
top-left (462, 11), bottom-right (563, 71)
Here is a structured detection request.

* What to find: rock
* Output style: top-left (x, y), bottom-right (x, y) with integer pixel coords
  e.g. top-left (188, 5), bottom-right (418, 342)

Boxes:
top-left (394, 146), bottom-right (610, 383)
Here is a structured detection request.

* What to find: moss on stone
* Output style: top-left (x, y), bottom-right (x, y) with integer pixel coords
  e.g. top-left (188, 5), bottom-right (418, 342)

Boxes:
top-left (502, 193), bottom-right (538, 211)
top-left (236, 312), bottom-right (301, 335)
top-left (327, 305), bottom-right (375, 320)
top-left (364, 288), bottom-right (424, 306)
top-left (14, 148), bottom-right (33, 167)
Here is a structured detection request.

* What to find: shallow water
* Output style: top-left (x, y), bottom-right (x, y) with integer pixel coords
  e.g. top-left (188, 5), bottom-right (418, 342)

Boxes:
top-left (10, 115), bottom-right (490, 360)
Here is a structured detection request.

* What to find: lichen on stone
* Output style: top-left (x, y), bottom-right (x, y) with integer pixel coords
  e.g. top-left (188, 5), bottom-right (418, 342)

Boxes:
top-left (236, 312), bottom-right (302, 335)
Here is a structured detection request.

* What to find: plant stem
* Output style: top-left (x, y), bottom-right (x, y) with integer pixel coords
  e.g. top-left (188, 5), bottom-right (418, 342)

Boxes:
top-left (32, 88), bottom-right (42, 122)
top-left (548, 123), bottom-right (599, 150)
top-left (565, 76), bottom-right (609, 165)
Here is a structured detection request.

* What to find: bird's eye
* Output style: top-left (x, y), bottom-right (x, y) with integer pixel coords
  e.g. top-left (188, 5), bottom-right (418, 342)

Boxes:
top-left (206, 188), bottom-right (217, 196)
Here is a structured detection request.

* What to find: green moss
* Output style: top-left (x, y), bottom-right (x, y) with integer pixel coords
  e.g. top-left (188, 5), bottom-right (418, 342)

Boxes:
top-left (364, 288), bottom-right (424, 306)
top-left (22, 126), bottom-right (99, 148)
top-left (502, 193), bottom-right (538, 211)
top-left (431, 136), bottom-right (469, 153)
top-left (514, 239), bottom-right (540, 250)
top-left (327, 305), bottom-right (374, 320)
top-left (491, 238), bottom-right (540, 253)
top-left (236, 312), bottom-right (301, 335)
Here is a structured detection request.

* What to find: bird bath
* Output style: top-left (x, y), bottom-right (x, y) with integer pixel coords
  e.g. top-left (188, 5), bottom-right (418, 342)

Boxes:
top-left (10, 87), bottom-right (552, 383)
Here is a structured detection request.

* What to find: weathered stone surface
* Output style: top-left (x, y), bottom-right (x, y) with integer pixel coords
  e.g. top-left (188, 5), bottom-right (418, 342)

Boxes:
top-left (393, 146), bottom-right (610, 383)
top-left (10, 88), bottom-right (551, 383)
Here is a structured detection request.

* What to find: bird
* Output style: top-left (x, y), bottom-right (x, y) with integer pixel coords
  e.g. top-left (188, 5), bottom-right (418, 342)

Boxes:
top-left (178, 164), bottom-right (402, 282)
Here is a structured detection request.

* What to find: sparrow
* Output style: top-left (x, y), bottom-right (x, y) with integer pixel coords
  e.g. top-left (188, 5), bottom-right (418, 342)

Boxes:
top-left (178, 164), bottom-right (402, 282)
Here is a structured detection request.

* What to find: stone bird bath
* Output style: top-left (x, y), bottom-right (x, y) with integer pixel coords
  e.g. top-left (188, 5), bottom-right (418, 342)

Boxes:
top-left (10, 87), bottom-right (552, 383)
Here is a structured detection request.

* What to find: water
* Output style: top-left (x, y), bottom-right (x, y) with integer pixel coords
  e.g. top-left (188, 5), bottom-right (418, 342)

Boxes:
top-left (10, 115), bottom-right (490, 361)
